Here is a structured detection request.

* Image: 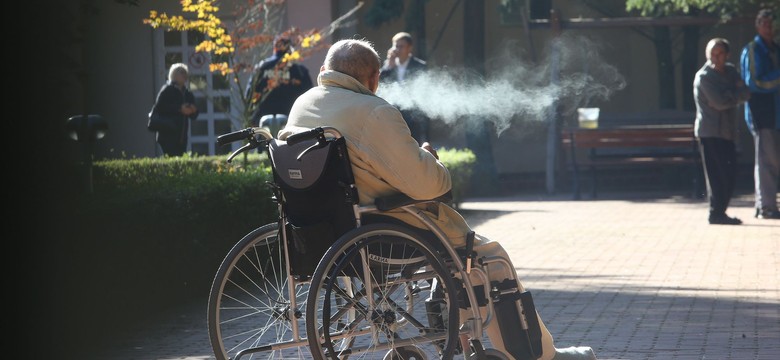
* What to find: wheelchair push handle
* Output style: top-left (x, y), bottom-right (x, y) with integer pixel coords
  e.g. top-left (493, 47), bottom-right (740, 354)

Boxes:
top-left (216, 127), bottom-right (273, 146)
top-left (286, 127), bottom-right (343, 146)
top-left (216, 127), bottom-right (274, 163)
top-left (286, 128), bottom-right (323, 145)
top-left (217, 128), bottom-right (253, 146)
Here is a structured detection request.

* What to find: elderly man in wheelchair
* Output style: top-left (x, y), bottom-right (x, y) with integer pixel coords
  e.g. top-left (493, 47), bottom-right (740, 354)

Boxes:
top-left (207, 39), bottom-right (597, 360)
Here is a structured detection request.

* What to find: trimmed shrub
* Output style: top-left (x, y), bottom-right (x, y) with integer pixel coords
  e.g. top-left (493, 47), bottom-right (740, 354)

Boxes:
top-left (62, 155), bottom-right (276, 348)
top-left (69, 148), bottom-right (475, 347)
top-left (439, 148), bottom-right (477, 207)
top-left (93, 153), bottom-right (269, 191)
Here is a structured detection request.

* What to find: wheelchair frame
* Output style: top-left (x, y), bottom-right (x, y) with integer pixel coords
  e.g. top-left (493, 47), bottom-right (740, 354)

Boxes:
top-left (210, 126), bottom-right (529, 360)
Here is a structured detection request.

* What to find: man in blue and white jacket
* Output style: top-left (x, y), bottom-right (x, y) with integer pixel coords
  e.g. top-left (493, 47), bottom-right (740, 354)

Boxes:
top-left (741, 8), bottom-right (780, 220)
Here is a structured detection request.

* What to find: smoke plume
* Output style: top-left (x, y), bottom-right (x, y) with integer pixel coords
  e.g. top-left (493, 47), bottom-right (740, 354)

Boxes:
top-left (376, 35), bottom-right (627, 135)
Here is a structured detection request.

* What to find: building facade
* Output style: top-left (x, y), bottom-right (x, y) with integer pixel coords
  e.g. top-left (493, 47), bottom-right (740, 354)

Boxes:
top-left (77, 0), bottom-right (761, 178)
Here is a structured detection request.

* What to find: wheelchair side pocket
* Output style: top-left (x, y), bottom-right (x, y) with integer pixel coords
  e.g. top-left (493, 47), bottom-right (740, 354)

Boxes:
top-left (287, 221), bottom-right (337, 277)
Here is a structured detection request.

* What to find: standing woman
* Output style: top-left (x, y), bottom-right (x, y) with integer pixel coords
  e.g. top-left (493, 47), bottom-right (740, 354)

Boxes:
top-left (152, 63), bottom-right (198, 156)
top-left (693, 38), bottom-right (751, 224)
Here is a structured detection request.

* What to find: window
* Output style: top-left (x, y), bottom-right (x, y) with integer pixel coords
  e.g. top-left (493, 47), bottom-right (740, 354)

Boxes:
top-left (164, 31), bottom-right (182, 46)
top-left (164, 52), bottom-right (183, 71)
top-left (189, 75), bottom-right (208, 91)
top-left (499, 0), bottom-right (551, 25)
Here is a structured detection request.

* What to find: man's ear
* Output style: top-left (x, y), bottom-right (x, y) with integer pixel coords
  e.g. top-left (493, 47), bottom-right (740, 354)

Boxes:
top-left (320, 65), bottom-right (326, 73)
top-left (369, 70), bottom-right (381, 93)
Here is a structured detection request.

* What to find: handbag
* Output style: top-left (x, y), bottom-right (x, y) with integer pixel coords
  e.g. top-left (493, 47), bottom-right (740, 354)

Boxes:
top-left (147, 109), bottom-right (178, 132)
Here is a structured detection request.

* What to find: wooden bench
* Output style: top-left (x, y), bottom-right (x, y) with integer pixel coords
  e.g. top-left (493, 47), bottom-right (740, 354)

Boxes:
top-left (561, 125), bottom-right (702, 199)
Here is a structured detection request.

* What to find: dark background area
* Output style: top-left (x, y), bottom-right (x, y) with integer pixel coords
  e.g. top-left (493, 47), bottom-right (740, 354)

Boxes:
top-left (12, 5), bottom-right (265, 354)
top-left (14, 1), bottom-right (86, 356)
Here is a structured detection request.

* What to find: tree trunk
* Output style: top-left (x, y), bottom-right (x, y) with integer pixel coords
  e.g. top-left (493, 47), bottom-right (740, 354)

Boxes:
top-left (462, 0), bottom-right (496, 195)
top-left (681, 25), bottom-right (699, 111)
top-left (407, 0), bottom-right (427, 59)
top-left (653, 26), bottom-right (676, 109)
top-left (463, 0), bottom-right (485, 74)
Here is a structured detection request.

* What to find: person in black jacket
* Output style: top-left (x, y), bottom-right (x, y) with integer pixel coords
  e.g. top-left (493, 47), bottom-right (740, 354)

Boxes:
top-left (152, 63), bottom-right (198, 156)
top-left (380, 32), bottom-right (429, 144)
top-left (247, 36), bottom-right (313, 125)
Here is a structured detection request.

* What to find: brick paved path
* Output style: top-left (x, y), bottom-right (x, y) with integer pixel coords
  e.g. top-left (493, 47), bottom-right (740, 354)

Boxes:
top-left (102, 193), bottom-right (779, 360)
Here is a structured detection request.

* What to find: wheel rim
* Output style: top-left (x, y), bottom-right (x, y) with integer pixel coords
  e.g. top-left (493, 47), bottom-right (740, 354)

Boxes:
top-left (308, 227), bottom-right (459, 360)
top-left (209, 225), bottom-right (312, 359)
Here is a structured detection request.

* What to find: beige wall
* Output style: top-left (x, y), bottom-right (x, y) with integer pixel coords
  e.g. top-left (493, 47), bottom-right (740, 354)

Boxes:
top-left (286, 0), bottom-right (333, 74)
top-left (84, 1), bottom-right (183, 158)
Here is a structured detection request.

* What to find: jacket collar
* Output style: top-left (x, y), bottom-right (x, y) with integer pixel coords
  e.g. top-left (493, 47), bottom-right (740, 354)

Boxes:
top-left (318, 70), bottom-right (375, 96)
top-left (754, 34), bottom-right (777, 53)
top-left (166, 80), bottom-right (186, 91)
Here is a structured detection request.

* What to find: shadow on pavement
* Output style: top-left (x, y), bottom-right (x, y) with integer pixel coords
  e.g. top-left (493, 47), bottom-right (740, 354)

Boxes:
top-left (532, 288), bottom-right (780, 360)
top-left (94, 286), bottom-right (779, 360)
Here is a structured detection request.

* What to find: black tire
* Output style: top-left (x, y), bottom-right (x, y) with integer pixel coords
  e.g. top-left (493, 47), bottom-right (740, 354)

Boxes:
top-left (306, 223), bottom-right (460, 360)
top-left (207, 223), bottom-right (312, 359)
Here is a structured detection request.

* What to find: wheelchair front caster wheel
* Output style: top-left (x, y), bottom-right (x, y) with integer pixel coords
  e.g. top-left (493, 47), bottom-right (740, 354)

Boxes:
top-left (483, 348), bottom-right (512, 360)
top-left (383, 346), bottom-right (429, 360)
top-left (467, 339), bottom-right (511, 360)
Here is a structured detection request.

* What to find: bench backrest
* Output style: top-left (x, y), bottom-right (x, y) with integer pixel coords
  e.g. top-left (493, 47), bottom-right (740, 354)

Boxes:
top-left (562, 127), bottom-right (695, 149)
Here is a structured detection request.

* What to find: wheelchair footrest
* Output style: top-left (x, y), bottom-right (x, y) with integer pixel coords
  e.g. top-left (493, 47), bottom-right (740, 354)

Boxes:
top-left (493, 288), bottom-right (544, 360)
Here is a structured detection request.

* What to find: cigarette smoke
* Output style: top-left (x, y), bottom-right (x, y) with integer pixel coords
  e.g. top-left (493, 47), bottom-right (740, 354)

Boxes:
top-left (376, 35), bottom-right (627, 135)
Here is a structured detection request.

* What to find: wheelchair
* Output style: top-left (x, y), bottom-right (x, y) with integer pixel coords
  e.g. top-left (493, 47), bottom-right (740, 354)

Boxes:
top-left (207, 126), bottom-right (543, 360)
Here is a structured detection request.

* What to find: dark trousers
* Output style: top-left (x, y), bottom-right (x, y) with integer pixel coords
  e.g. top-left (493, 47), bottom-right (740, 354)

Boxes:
top-left (699, 137), bottom-right (737, 216)
top-left (157, 130), bottom-right (187, 156)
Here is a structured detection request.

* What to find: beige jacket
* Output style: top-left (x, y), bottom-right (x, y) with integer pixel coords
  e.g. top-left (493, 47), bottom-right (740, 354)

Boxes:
top-left (278, 70), bottom-right (471, 246)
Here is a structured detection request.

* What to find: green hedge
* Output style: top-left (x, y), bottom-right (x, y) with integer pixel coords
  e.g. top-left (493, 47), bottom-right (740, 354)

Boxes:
top-left (65, 148), bottom-right (474, 347)
top-left (438, 147), bottom-right (477, 207)
top-left (61, 154), bottom-right (275, 350)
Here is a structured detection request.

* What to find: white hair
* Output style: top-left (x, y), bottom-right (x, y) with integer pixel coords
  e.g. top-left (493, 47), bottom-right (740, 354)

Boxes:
top-left (705, 38), bottom-right (730, 59)
top-left (168, 63), bottom-right (189, 81)
top-left (323, 39), bottom-right (381, 83)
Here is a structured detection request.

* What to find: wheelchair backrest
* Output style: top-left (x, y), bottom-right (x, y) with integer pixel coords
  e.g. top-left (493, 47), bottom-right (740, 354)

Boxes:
top-left (269, 136), bottom-right (359, 275)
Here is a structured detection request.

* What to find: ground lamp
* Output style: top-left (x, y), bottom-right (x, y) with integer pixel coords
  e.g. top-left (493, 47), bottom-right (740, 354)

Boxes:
top-left (66, 114), bottom-right (107, 193)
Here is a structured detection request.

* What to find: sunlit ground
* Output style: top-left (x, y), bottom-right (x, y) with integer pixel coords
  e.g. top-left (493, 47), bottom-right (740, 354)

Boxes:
top-left (102, 192), bottom-right (778, 360)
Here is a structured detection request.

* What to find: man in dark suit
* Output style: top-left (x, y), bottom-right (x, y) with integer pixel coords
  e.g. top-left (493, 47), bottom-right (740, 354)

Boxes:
top-left (380, 32), bottom-right (429, 144)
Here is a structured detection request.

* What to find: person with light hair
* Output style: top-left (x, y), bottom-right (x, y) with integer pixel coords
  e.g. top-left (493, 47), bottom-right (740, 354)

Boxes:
top-left (279, 39), bottom-right (597, 360)
top-left (694, 38), bottom-right (751, 224)
top-left (149, 63), bottom-right (198, 156)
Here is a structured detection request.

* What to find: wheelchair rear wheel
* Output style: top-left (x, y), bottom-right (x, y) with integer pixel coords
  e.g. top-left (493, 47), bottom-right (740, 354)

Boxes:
top-left (307, 223), bottom-right (460, 360)
top-left (208, 223), bottom-right (312, 359)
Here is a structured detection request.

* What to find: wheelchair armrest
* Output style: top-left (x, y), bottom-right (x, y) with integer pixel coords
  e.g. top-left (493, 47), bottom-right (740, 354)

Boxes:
top-left (374, 191), bottom-right (452, 211)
